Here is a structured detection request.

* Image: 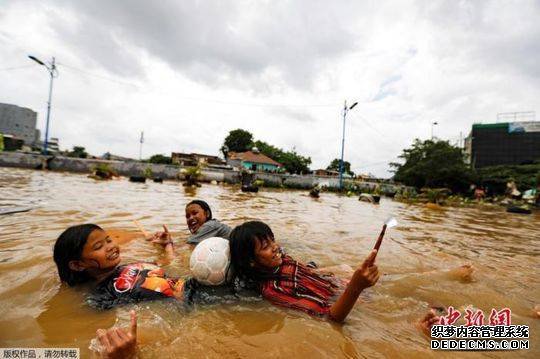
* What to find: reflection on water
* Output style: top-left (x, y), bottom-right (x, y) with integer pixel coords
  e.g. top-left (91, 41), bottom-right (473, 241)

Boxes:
top-left (0, 168), bottom-right (538, 358)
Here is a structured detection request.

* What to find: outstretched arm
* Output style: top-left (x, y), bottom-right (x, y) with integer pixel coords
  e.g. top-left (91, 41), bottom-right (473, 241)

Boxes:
top-left (329, 250), bottom-right (380, 322)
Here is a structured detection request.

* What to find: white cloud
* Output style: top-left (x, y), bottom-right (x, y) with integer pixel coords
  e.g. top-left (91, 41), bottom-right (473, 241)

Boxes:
top-left (0, 0), bottom-right (538, 177)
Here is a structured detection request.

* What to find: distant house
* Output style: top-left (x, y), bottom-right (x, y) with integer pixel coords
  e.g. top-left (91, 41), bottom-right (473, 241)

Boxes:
top-left (313, 169), bottom-right (339, 177)
top-left (171, 152), bottom-right (226, 167)
top-left (313, 169), bottom-right (354, 178)
top-left (227, 148), bottom-right (282, 172)
top-left (101, 152), bottom-right (135, 162)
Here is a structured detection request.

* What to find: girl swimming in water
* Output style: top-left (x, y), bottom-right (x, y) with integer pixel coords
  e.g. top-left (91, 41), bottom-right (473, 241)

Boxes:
top-left (53, 223), bottom-right (187, 310)
top-left (229, 221), bottom-right (380, 322)
top-left (53, 223), bottom-right (228, 311)
top-left (147, 199), bottom-right (231, 248)
top-left (150, 200), bottom-right (231, 245)
top-left (185, 200), bottom-right (231, 244)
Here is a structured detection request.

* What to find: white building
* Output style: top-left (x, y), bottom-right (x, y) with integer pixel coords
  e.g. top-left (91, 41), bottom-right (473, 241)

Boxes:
top-left (0, 103), bottom-right (40, 145)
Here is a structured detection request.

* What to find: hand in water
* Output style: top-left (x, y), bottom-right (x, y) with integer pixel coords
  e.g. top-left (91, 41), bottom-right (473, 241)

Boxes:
top-left (148, 225), bottom-right (173, 247)
top-left (351, 249), bottom-right (380, 291)
top-left (96, 310), bottom-right (137, 359)
top-left (417, 309), bottom-right (441, 337)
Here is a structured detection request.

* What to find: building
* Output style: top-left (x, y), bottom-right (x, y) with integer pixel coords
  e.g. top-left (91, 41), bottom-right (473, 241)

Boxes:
top-left (0, 134), bottom-right (24, 151)
top-left (47, 137), bottom-right (60, 153)
top-left (171, 152), bottom-right (226, 167)
top-left (313, 169), bottom-right (339, 177)
top-left (33, 137), bottom-right (60, 154)
top-left (101, 152), bottom-right (135, 162)
top-left (0, 103), bottom-right (40, 145)
top-left (466, 121), bottom-right (540, 168)
top-left (227, 148), bottom-right (283, 172)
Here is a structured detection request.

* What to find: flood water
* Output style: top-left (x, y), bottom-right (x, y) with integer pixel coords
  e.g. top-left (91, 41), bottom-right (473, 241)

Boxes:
top-left (0, 167), bottom-right (538, 358)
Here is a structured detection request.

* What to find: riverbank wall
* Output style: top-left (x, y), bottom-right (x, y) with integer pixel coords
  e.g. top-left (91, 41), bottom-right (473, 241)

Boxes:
top-left (0, 151), bottom-right (398, 192)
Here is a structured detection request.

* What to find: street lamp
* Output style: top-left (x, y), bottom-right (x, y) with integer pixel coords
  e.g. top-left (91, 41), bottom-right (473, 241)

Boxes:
top-left (28, 55), bottom-right (58, 155)
top-left (339, 100), bottom-right (358, 190)
top-left (431, 121), bottom-right (438, 140)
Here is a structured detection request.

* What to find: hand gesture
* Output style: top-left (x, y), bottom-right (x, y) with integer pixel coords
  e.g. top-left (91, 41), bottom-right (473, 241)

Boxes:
top-left (96, 310), bottom-right (137, 359)
top-left (417, 309), bottom-right (441, 337)
top-left (148, 225), bottom-right (173, 247)
top-left (351, 249), bottom-right (380, 290)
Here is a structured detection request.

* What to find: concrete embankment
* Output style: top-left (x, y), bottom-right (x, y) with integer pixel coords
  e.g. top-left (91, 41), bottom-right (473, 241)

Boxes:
top-left (0, 151), bottom-right (397, 192)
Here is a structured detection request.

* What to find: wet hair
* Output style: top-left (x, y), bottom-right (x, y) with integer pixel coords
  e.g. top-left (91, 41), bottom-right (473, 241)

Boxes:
top-left (186, 200), bottom-right (213, 220)
top-left (53, 224), bottom-right (102, 286)
top-left (229, 221), bottom-right (276, 282)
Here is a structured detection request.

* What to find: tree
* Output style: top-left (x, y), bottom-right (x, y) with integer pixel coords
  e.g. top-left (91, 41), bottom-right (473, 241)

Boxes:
top-left (221, 129), bottom-right (253, 156)
top-left (220, 129), bottom-right (312, 173)
top-left (67, 146), bottom-right (88, 159)
top-left (254, 140), bottom-right (311, 174)
top-left (327, 158), bottom-right (354, 176)
top-left (279, 150), bottom-right (312, 174)
top-left (390, 139), bottom-right (472, 192)
top-left (148, 154), bottom-right (172, 164)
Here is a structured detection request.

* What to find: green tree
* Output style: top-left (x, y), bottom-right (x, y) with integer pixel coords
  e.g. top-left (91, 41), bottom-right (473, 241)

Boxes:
top-left (221, 129), bottom-right (253, 156)
top-left (279, 150), bottom-right (312, 174)
top-left (254, 140), bottom-right (311, 174)
top-left (148, 154), bottom-right (172, 164)
top-left (253, 140), bottom-right (281, 162)
top-left (67, 146), bottom-right (88, 159)
top-left (327, 158), bottom-right (354, 176)
top-left (390, 139), bottom-right (472, 192)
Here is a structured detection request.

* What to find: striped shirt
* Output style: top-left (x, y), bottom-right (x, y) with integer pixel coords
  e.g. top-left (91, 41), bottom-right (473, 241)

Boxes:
top-left (260, 256), bottom-right (339, 317)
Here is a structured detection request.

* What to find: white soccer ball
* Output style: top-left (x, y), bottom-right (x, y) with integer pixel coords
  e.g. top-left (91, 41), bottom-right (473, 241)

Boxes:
top-left (189, 237), bottom-right (231, 286)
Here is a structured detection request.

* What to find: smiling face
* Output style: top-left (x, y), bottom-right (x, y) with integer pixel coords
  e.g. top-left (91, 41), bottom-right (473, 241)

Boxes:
top-left (185, 203), bottom-right (209, 234)
top-left (253, 235), bottom-right (282, 269)
top-left (71, 229), bottom-right (121, 271)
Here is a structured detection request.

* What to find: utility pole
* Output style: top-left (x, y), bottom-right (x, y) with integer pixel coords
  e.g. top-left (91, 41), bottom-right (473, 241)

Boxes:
top-left (28, 55), bottom-right (58, 155)
top-left (338, 100), bottom-right (358, 190)
top-left (139, 131), bottom-right (144, 160)
top-left (431, 121), bottom-right (438, 140)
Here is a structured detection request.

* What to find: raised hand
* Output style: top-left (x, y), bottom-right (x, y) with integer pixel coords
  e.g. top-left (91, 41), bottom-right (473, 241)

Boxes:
top-left (150, 225), bottom-right (173, 247)
top-left (328, 249), bottom-right (381, 322)
top-left (96, 310), bottom-right (137, 359)
top-left (351, 249), bottom-right (380, 290)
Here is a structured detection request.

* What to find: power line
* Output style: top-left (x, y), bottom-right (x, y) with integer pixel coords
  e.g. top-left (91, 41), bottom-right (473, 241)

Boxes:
top-left (349, 112), bottom-right (398, 147)
top-left (59, 63), bottom-right (140, 88)
top-left (0, 64), bottom-right (35, 71)
top-left (56, 62), bottom-right (340, 108)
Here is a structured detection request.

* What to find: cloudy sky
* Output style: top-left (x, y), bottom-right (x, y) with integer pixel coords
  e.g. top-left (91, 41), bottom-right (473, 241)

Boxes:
top-left (1, 0), bottom-right (539, 177)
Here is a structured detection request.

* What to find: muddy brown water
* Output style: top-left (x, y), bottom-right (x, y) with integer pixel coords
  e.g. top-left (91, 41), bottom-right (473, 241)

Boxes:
top-left (0, 168), bottom-right (538, 358)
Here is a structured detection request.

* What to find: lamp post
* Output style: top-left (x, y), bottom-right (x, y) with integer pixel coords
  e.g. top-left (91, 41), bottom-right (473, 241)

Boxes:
top-left (28, 55), bottom-right (58, 155)
top-left (339, 100), bottom-right (358, 190)
top-left (139, 131), bottom-right (144, 160)
top-left (431, 121), bottom-right (438, 140)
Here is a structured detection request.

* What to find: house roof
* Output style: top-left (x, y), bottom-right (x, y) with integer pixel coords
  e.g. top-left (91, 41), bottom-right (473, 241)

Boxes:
top-left (172, 152), bottom-right (221, 160)
top-left (228, 151), bottom-right (282, 167)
